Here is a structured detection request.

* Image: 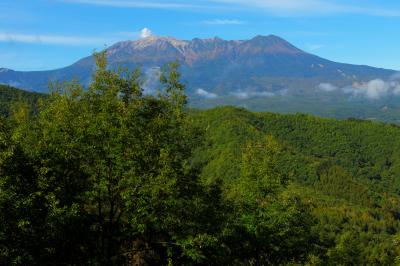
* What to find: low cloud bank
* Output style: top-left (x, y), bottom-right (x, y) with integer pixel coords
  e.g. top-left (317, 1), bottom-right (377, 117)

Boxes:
top-left (318, 83), bottom-right (338, 92)
top-left (345, 79), bottom-right (399, 99)
top-left (196, 88), bottom-right (218, 99)
top-left (317, 75), bottom-right (400, 100)
top-left (143, 67), bottom-right (161, 94)
top-left (230, 90), bottom-right (276, 99)
top-left (195, 89), bottom-right (284, 100)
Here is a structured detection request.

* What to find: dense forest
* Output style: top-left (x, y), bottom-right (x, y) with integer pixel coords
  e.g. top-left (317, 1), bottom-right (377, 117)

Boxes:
top-left (1, 54), bottom-right (400, 265)
top-left (191, 94), bottom-right (400, 124)
top-left (0, 84), bottom-right (45, 116)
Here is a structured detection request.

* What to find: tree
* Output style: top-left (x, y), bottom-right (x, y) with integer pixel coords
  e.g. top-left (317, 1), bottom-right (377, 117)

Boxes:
top-left (0, 53), bottom-right (222, 265)
top-left (222, 136), bottom-right (316, 265)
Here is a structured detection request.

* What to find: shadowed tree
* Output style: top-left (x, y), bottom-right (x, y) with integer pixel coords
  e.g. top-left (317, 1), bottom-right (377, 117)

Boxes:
top-left (0, 53), bottom-right (222, 265)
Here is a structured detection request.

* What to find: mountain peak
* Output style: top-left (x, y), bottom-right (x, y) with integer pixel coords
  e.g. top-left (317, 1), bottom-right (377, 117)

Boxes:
top-left (108, 35), bottom-right (187, 49)
top-left (106, 35), bottom-right (189, 58)
top-left (108, 35), bottom-right (304, 55)
top-left (140, 35), bottom-right (185, 43)
top-left (246, 35), bottom-right (304, 54)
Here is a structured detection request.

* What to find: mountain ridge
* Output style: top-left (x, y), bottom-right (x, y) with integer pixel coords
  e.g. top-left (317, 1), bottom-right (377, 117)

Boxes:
top-left (0, 35), bottom-right (396, 94)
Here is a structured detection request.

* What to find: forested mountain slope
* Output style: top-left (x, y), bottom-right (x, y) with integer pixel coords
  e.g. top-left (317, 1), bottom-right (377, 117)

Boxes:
top-left (0, 84), bottom-right (45, 116)
top-left (191, 107), bottom-right (400, 264)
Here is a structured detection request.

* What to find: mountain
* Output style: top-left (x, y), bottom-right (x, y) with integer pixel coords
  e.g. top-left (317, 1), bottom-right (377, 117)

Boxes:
top-left (2, 35), bottom-right (400, 122)
top-left (0, 35), bottom-right (396, 94)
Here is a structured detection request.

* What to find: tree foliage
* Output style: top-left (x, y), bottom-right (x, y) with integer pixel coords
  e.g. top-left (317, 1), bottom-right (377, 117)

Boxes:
top-left (1, 58), bottom-right (400, 265)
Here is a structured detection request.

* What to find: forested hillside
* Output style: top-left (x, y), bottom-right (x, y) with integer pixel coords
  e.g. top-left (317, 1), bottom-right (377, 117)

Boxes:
top-left (192, 107), bottom-right (400, 264)
top-left (1, 55), bottom-right (399, 265)
top-left (0, 84), bottom-right (45, 116)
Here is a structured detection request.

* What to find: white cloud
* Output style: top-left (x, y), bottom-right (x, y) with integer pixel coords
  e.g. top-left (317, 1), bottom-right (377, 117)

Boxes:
top-left (319, 79), bottom-right (400, 100)
top-left (231, 91), bottom-right (250, 99)
top-left (346, 79), bottom-right (390, 99)
top-left (231, 90), bottom-right (275, 99)
top-left (203, 19), bottom-right (244, 25)
top-left (318, 83), bottom-right (338, 92)
top-left (0, 31), bottom-right (143, 46)
top-left (214, 0), bottom-right (335, 12)
top-left (143, 67), bottom-right (161, 94)
top-left (393, 84), bottom-right (400, 95)
top-left (196, 88), bottom-right (218, 99)
top-left (61, 0), bottom-right (198, 9)
top-left (0, 32), bottom-right (109, 46)
top-left (210, 0), bottom-right (400, 17)
top-left (306, 43), bottom-right (323, 51)
top-left (62, 0), bottom-right (400, 17)
top-left (140, 28), bottom-right (152, 38)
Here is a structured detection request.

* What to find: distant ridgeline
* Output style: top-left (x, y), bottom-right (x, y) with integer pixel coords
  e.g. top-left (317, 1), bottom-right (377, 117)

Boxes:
top-left (0, 84), bottom-right (46, 116)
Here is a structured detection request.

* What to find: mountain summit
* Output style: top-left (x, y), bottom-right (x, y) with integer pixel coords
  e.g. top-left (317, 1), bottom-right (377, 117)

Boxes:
top-left (103, 35), bottom-right (305, 66)
top-left (0, 35), bottom-right (395, 96)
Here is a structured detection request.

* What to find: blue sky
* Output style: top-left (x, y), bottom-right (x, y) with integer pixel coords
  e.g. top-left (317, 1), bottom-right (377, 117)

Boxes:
top-left (1, 0), bottom-right (400, 71)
